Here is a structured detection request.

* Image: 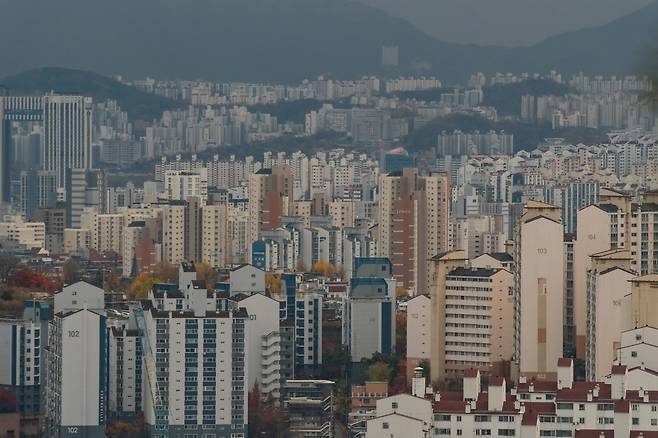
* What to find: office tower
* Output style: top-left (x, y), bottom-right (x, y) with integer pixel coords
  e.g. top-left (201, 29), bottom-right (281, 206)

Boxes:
top-left (585, 249), bottom-right (634, 381)
top-left (65, 169), bottom-right (106, 228)
top-left (0, 301), bottom-right (50, 434)
top-left (383, 147), bottom-right (415, 174)
top-left (42, 95), bottom-right (93, 195)
top-left (247, 166), bottom-right (293, 254)
top-left (343, 258), bottom-right (396, 362)
top-left (0, 96), bottom-right (44, 203)
top-left (378, 168), bottom-right (450, 295)
top-left (108, 326), bottom-right (142, 420)
top-left (34, 207), bottom-right (66, 254)
top-left (20, 170), bottom-right (56, 220)
top-left (514, 201), bottom-right (564, 380)
top-left (201, 203), bottom-right (228, 268)
top-left (46, 282), bottom-right (107, 438)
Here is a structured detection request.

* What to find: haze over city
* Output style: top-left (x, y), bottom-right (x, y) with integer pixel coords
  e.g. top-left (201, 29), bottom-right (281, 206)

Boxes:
top-left (0, 1), bottom-right (657, 438)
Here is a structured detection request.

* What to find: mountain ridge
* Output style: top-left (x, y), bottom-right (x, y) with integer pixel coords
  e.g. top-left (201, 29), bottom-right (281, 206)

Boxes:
top-left (0, 0), bottom-right (656, 83)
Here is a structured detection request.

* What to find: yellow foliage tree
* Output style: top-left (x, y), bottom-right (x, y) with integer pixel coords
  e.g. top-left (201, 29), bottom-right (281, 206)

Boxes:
top-left (128, 272), bottom-right (159, 299)
top-left (195, 261), bottom-right (217, 287)
top-left (312, 261), bottom-right (336, 277)
top-left (395, 287), bottom-right (409, 297)
top-left (152, 261), bottom-right (178, 283)
top-left (265, 272), bottom-right (282, 295)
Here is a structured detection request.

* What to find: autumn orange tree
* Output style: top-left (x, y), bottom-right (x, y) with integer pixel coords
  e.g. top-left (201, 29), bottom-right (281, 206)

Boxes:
top-left (312, 261), bottom-right (336, 277)
top-left (195, 261), bottom-right (217, 287)
top-left (265, 272), bottom-right (282, 295)
top-left (127, 272), bottom-right (159, 299)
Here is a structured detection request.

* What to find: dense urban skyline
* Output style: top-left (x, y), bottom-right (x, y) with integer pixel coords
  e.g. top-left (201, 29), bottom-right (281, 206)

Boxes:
top-left (1, 1), bottom-right (658, 438)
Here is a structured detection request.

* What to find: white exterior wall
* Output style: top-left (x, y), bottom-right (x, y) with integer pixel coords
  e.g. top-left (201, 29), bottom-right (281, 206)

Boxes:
top-left (406, 295), bottom-right (431, 362)
top-left (573, 206), bottom-right (611, 357)
top-left (230, 265), bottom-right (265, 295)
top-left (239, 294), bottom-right (281, 399)
top-left (586, 268), bottom-right (634, 381)
top-left (54, 281), bottom-right (105, 313)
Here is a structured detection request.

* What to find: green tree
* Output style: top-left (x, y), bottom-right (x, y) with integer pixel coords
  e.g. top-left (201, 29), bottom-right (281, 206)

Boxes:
top-left (367, 361), bottom-right (392, 382)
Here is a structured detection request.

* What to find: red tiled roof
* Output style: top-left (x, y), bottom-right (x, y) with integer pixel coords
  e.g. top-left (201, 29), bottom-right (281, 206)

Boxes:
top-left (464, 369), bottom-right (479, 378)
top-left (557, 358), bottom-right (573, 367)
top-left (489, 376), bottom-right (505, 386)
top-left (625, 390), bottom-right (658, 402)
top-left (556, 383), bottom-right (612, 402)
top-left (521, 401), bottom-right (555, 425)
top-left (574, 430), bottom-right (613, 438)
top-left (517, 381), bottom-right (558, 393)
top-left (614, 399), bottom-right (629, 413)
top-left (611, 364), bottom-right (627, 375)
top-left (630, 432), bottom-right (658, 438)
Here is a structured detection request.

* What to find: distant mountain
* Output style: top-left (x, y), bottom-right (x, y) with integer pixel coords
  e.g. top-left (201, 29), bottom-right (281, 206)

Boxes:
top-left (0, 0), bottom-right (656, 83)
top-left (0, 67), bottom-right (183, 121)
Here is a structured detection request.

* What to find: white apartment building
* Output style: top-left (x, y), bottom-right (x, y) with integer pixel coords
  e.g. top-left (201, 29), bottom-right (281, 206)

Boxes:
top-left (232, 293), bottom-right (281, 400)
top-left (406, 294), bottom-right (431, 377)
top-left (164, 170), bottom-right (208, 204)
top-left (46, 282), bottom-right (107, 437)
top-left (585, 250), bottom-right (635, 381)
top-left (137, 293), bottom-right (249, 437)
top-left (0, 301), bottom-right (50, 422)
top-left (108, 325), bottom-right (142, 419)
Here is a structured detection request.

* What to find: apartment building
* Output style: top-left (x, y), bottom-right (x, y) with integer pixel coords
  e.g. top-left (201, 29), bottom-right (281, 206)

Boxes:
top-left (46, 282), bottom-right (107, 437)
top-left (514, 201), bottom-right (565, 380)
top-left (378, 168), bottom-right (450, 295)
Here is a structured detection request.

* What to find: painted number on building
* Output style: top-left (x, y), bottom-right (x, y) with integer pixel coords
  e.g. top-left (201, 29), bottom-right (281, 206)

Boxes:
top-left (67, 427), bottom-right (79, 434)
top-left (68, 330), bottom-right (80, 337)
top-left (588, 234), bottom-right (596, 240)
top-left (537, 248), bottom-right (548, 255)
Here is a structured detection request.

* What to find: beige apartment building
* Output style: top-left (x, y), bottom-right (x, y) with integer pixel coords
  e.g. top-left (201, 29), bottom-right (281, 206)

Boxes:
top-left (585, 249), bottom-right (634, 381)
top-left (514, 200), bottom-right (564, 381)
top-left (201, 203), bottom-right (229, 268)
top-left (379, 168), bottom-right (450, 295)
top-left (429, 250), bottom-right (514, 382)
top-left (574, 188), bottom-right (658, 359)
top-left (248, 166), bottom-right (293, 252)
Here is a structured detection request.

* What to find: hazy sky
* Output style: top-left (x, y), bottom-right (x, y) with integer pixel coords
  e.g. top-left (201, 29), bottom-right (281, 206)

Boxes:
top-left (358, 0), bottom-right (653, 46)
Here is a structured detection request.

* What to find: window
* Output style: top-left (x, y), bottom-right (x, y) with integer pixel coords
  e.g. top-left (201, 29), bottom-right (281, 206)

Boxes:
top-left (382, 423), bottom-right (389, 429)
top-left (632, 418), bottom-right (639, 425)
top-left (392, 402), bottom-right (398, 409)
